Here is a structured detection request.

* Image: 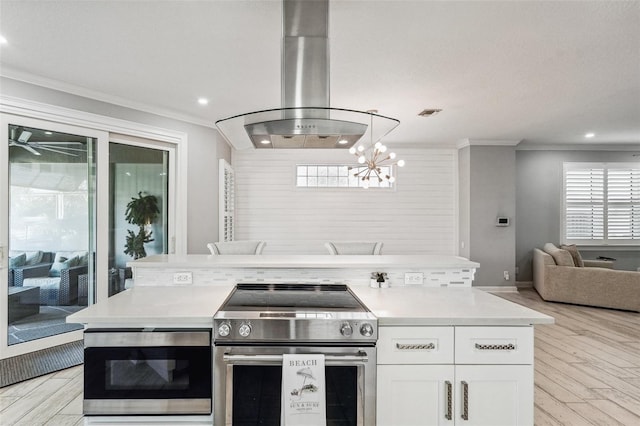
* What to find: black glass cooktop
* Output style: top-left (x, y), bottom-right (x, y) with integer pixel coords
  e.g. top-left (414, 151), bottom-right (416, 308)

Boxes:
top-left (219, 283), bottom-right (367, 312)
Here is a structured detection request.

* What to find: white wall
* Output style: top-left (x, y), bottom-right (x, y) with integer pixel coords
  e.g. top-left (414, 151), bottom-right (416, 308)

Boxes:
top-left (232, 148), bottom-right (458, 254)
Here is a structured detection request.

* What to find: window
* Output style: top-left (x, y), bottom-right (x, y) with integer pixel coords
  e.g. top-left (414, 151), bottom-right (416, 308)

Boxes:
top-left (219, 159), bottom-right (235, 242)
top-left (296, 165), bottom-right (393, 189)
top-left (563, 162), bottom-right (640, 245)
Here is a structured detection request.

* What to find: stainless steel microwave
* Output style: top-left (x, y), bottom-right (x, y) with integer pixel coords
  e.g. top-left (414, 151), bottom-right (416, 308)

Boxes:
top-left (83, 329), bottom-right (212, 416)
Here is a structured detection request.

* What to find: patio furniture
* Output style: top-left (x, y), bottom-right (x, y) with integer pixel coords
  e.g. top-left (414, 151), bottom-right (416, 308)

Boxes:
top-left (8, 286), bottom-right (40, 322)
top-left (16, 251), bottom-right (89, 306)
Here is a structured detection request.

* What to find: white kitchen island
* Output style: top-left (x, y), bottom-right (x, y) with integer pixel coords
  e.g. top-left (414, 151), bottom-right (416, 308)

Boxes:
top-left (69, 254), bottom-right (552, 425)
top-left (69, 275), bottom-right (552, 426)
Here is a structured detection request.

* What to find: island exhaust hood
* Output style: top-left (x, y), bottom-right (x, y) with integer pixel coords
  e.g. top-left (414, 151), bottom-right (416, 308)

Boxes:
top-left (215, 0), bottom-right (399, 150)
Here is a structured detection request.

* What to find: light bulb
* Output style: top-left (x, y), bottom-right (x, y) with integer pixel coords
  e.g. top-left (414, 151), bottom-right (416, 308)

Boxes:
top-left (358, 156), bottom-right (366, 164)
top-left (389, 152), bottom-right (396, 159)
top-left (389, 176), bottom-right (396, 183)
top-left (380, 145), bottom-right (387, 153)
top-left (374, 142), bottom-right (382, 149)
top-left (338, 139), bottom-right (348, 145)
top-left (397, 159), bottom-right (405, 167)
top-left (357, 145), bottom-right (365, 152)
top-left (362, 182), bottom-right (369, 189)
top-left (349, 147), bottom-right (356, 154)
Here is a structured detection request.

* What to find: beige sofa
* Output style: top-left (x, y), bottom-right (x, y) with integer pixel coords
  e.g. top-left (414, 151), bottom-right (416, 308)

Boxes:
top-left (533, 243), bottom-right (640, 312)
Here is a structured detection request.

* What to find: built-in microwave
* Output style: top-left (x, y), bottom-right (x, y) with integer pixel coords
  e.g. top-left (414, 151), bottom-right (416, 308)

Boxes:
top-left (83, 329), bottom-right (212, 416)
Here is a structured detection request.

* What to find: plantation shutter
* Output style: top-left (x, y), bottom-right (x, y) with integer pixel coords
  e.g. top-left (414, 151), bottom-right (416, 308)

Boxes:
top-left (219, 159), bottom-right (235, 242)
top-left (607, 166), bottom-right (640, 241)
top-left (563, 162), bottom-right (640, 244)
top-left (564, 165), bottom-right (604, 242)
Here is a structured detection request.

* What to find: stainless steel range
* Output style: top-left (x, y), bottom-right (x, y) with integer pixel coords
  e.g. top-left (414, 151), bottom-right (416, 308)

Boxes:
top-left (213, 283), bottom-right (377, 426)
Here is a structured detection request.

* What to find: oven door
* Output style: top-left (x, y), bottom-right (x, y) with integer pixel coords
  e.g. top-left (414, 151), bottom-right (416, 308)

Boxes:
top-left (84, 329), bottom-right (212, 415)
top-left (214, 345), bottom-right (376, 426)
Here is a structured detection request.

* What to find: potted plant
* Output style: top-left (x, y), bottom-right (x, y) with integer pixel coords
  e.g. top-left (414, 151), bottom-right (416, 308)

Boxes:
top-left (123, 191), bottom-right (160, 260)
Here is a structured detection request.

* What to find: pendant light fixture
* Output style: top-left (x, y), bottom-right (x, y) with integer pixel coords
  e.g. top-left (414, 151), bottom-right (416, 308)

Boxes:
top-left (348, 110), bottom-right (405, 188)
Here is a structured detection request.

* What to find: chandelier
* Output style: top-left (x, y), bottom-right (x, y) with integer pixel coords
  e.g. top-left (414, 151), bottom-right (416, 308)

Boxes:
top-left (348, 110), bottom-right (405, 188)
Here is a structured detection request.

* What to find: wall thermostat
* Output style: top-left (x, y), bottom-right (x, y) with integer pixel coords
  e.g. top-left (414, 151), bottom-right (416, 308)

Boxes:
top-left (496, 217), bottom-right (510, 227)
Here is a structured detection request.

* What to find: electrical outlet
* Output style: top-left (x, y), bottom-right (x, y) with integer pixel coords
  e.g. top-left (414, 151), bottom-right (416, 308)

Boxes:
top-left (173, 271), bottom-right (193, 285)
top-left (404, 272), bottom-right (424, 285)
top-left (503, 271), bottom-right (510, 281)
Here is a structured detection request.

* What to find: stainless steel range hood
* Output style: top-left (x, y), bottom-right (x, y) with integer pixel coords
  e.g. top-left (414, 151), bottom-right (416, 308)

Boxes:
top-left (215, 0), bottom-right (399, 150)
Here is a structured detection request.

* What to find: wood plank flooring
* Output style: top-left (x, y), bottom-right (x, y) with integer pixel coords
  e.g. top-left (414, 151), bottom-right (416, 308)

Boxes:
top-left (497, 288), bottom-right (640, 426)
top-left (0, 288), bottom-right (638, 425)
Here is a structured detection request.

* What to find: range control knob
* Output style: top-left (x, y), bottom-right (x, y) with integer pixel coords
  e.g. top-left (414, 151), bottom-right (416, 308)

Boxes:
top-left (238, 323), bottom-right (252, 338)
top-left (218, 323), bottom-right (231, 337)
top-left (360, 323), bottom-right (374, 337)
top-left (340, 322), bottom-right (353, 337)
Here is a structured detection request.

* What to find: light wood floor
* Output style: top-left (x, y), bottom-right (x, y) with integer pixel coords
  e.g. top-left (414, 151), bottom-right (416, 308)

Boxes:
top-left (498, 289), bottom-right (640, 426)
top-left (0, 288), bottom-right (639, 425)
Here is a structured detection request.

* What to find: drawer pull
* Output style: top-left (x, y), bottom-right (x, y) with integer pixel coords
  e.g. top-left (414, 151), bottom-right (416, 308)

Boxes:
top-left (396, 343), bottom-right (435, 350)
top-left (445, 380), bottom-right (452, 420)
top-left (461, 381), bottom-right (469, 420)
top-left (474, 343), bottom-right (515, 351)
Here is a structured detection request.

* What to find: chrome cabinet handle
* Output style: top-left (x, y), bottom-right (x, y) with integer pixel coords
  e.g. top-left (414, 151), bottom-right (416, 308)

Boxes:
top-left (396, 343), bottom-right (435, 350)
top-left (461, 381), bottom-right (469, 421)
top-left (445, 381), bottom-right (452, 420)
top-left (475, 343), bottom-right (515, 350)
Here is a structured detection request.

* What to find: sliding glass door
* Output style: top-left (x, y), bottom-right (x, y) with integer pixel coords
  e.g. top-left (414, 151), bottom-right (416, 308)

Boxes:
top-left (0, 115), bottom-right (104, 358)
top-left (1, 114), bottom-right (177, 360)
top-left (108, 141), bottom-right (170, 297)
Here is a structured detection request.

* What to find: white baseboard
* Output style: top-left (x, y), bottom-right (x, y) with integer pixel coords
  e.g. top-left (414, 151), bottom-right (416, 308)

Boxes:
top-left (476, 286), bottom-right (519, 293)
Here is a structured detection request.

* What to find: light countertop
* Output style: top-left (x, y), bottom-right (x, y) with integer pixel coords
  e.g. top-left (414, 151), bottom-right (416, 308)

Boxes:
top-left (68, 285), bottom-right (553, 327)
top-left (351, 286), bottom-right (554, 326)
top-left (128, 254), bottom-right (480, 269)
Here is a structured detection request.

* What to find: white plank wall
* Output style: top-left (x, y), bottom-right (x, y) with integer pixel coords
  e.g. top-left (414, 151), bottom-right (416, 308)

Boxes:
top-left (232, 148), bottom-right (458, 254)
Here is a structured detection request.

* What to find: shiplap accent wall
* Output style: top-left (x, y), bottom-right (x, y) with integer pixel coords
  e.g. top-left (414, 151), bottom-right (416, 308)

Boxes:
top-left (232, 148), bottom-right (458, 254)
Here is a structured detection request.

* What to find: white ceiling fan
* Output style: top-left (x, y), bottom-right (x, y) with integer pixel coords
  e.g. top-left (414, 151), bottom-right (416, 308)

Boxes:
top-left (9, 127), bottom-right (86, 157)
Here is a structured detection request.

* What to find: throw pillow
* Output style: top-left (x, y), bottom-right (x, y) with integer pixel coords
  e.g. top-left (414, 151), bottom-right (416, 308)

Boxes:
top-left (49, 256), bottom-right (77, 277)
top-left (9, 253), bottom-right (26, 268)
top-left (561, 244), bottom-right (584, 267)
top-left (543, 246), bottom-right (575, 267)
top-left (24, 250), bottom-right (44, 266)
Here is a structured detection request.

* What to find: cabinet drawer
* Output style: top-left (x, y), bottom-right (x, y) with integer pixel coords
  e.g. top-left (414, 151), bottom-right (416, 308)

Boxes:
top-left (455, 326), bottom-right (533, 365)
top-left (378, 326), bottom-right (454, 364)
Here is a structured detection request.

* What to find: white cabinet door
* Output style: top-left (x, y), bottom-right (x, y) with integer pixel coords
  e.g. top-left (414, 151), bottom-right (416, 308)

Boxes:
top-left (454, 365), bottom-right (533, 426)
top-left (377, 365), bottom-right (455, 426)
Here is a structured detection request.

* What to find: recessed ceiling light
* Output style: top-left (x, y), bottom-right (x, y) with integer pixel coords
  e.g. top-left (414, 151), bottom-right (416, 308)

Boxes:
top-left (585, 132), bottom-right (595, 138)
top-left (44, 131), bottom-right (53, 135)
top-left (0, 35), bottom-right (7, 45)
top-left (337, 139), bottom-right (348, 145)
top-left (197, 98), bottom-right (209, 105)
top-left (260, 139), bottom-right (271, 144)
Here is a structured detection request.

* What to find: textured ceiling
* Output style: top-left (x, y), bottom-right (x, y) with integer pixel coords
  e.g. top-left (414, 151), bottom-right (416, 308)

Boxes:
top-left (0, 0), bottom-right (639, 149)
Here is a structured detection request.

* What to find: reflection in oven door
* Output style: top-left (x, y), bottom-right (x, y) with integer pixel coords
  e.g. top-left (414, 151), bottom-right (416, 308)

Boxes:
top-left (214, 345), bottom-right (376, 426)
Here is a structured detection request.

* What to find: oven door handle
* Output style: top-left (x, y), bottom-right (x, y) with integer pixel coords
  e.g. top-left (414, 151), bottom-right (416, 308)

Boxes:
top-left (223, 352), bottom-right (369, 363)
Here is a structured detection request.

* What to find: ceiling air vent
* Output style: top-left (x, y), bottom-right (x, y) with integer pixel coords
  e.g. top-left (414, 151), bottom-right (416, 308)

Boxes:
top-left (418, 109), bottom-right (442, 117)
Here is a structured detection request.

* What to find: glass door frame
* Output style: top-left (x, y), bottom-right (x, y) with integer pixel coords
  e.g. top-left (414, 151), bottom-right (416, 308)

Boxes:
top-left (0, 113), bottom-right (107, 359)
top-left (0, 96), bottom-right (187, 360)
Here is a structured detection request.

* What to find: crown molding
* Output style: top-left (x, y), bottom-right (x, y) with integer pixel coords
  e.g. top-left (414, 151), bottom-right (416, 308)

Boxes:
top-left (1, 68), bottom-right (215, 129)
